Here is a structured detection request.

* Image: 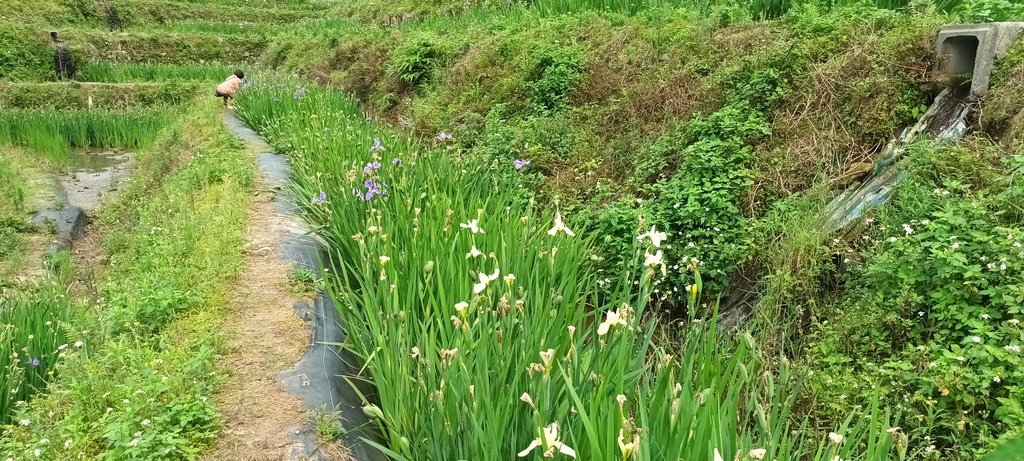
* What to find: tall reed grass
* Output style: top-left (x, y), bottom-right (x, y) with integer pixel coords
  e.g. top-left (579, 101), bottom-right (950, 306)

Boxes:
top-left (77, 61), bottom-right (235, 82)
top-left (0, 281), bottom-right (72, 425)
top-left (236, 80), bottom-right (902, 460)
top-left (0, 109), bottom-right (172, 168)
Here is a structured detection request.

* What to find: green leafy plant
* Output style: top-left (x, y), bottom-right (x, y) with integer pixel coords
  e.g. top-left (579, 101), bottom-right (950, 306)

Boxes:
top-left (387, 37), bottom-right (447, 89)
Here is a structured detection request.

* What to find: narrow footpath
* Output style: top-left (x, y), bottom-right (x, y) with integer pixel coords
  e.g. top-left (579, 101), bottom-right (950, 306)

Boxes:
top-left (204, 112), bottom-right (347, 461)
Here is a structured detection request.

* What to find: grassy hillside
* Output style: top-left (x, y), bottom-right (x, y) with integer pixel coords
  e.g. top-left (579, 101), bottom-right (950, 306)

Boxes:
top-left (1, 0), bottom-right (1024, 458)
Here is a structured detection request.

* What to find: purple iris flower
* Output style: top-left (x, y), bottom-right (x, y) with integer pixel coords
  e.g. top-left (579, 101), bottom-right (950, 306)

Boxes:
top-left (391, 157), bottom-right (401, 166)
top-left (311, 191), bottom-right (327, 205)
top-left (362, 180), bottom-right (385, 201)
top-left (363, 162), bottom-right (382, 174)
top-left (514, 159), bottom-right (531, 170)
top-left (31, 358), bottom-right (39, 367)
top-left (293, 86), bottom-right (306, 100)
top-left (436, 132), bottom-right (453, 142)
top-left (370, 138), bottom-right (386, 153)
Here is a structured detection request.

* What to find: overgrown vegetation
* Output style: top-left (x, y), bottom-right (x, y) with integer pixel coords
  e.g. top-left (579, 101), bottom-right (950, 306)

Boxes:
top-left (3, 0), bottom-right (1024, 458)
top-left (236, 81), bottom-right (898, 460)
top-left (0, 100), bottom-right (254, 458)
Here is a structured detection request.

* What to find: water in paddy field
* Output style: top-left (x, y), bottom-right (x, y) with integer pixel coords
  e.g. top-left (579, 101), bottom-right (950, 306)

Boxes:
top-left (60, 149), bottom-right (130, 211)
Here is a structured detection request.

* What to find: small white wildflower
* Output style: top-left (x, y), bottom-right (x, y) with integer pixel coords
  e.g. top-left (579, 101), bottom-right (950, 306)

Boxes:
top-left (547, 211), bottom-right (575, 237)
top-left (19, 419), bottom-right (30, 426)
top-left (597, 308), bottom-right (627, 336)
top-left (460, 219), bottom-right (484, 234)
top-left (749, 448), bottom-right (767, 460)
top-left (411, 346), bottom-right (420, 358)
top-left (828, 432), bottom-right (844, 445)
top-left (74, 340), bottom-right (84, 348)
top-left (972, 336), bottom-right (982, 343)
top-left (472, 267), bottom-right (501, 294)
top-left (637, 225), bottom-right (668, 248)
top-left (517, 422), bottom-right (575, 458)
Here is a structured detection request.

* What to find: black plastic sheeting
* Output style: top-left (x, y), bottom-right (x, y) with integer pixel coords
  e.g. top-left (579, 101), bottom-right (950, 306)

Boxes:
top-left (223, 112), bottom-right (387, 461)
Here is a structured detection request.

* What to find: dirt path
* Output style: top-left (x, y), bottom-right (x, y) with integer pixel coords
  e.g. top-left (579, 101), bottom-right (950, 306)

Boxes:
top-left (204, 173), bottom-right (345, 460)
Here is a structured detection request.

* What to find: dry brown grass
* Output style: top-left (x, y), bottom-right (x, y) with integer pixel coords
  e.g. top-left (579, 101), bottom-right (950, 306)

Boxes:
top-left (746, 25), bottom-right (940, 213)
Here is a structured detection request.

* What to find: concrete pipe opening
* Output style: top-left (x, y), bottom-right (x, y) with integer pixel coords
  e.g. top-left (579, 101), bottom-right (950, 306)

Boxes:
top-left (939, 35), bottom-right (979, 89)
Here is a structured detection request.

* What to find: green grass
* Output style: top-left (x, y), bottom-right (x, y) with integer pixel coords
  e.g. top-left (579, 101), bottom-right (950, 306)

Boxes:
top-left (76, 62), bottom-right (235, 82)
top-left (0, 98), bottom-right (254, 459)
top-left (0, 153), bottom-right (35, 279)
top-left (0, 109), bottom-right (172, 168)
top-left (0, 280), bottom-right (72, 426)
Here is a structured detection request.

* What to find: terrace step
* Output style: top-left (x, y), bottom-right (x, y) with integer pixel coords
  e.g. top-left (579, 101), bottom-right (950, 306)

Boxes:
top-left (0, 82), bottom-right (204, 109)
top-left (61, 28), bottom-right (268, 64)
top-left (101, 0), bottom-right (321, 28)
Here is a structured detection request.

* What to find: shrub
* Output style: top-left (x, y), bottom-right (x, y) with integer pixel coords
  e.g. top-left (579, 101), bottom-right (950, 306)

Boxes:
top-left (807, 143), bottom-right (1024, 457)
top-left (387, 36), bottom-right (448, 89)
top-left (525, 45), bottom-right (584, 113)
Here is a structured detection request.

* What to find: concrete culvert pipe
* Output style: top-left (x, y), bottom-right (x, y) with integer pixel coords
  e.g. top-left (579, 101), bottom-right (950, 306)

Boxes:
top-left (935, 22), bottom-right (1024, 97)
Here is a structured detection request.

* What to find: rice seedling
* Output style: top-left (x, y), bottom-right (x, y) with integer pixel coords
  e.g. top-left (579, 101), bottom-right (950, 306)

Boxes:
top-left (236, 80), bottom-right (901, 460)
top-left (0, 281), bottom-right (73, 425)
top-left (0, 154), bottom-right (31, 278)
top-left (0, 109), bottom-right (172, 169)
top-left (77, 61), bottom-right (235, 82)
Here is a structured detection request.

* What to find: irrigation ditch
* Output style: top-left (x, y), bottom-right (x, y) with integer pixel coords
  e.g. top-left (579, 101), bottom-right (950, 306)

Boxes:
top-left (30, 149), bottom-right (129, 265)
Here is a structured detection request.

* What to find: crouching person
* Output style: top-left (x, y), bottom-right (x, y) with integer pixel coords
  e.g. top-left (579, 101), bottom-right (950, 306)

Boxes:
top-left (216, 70), bottom-right (245, 108)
